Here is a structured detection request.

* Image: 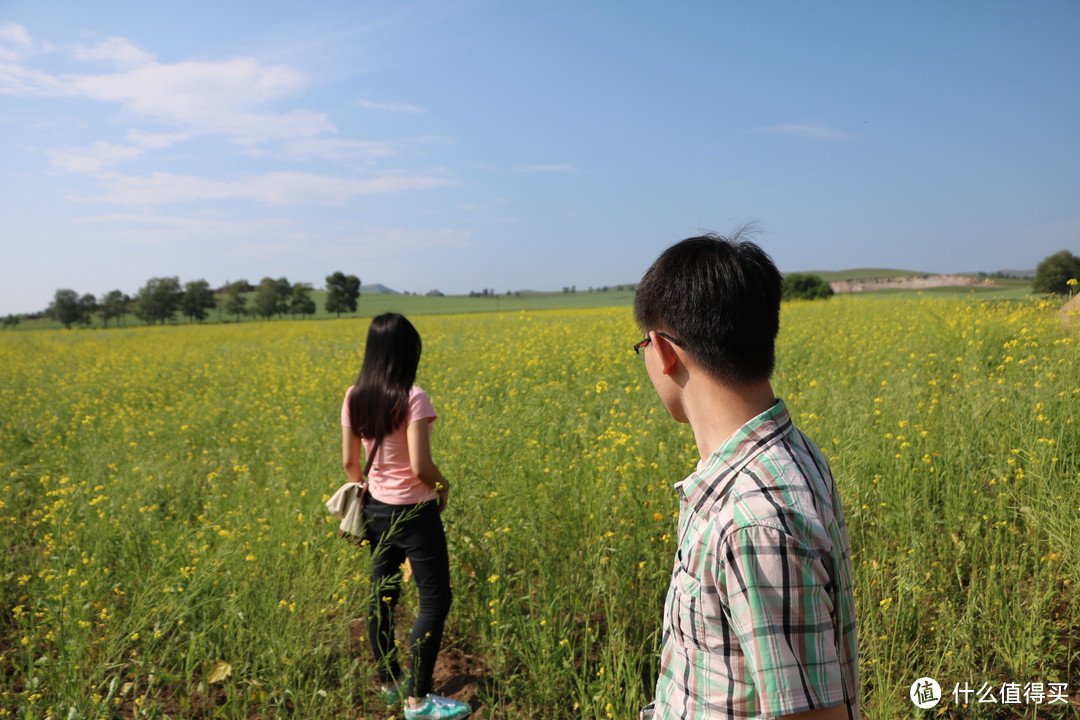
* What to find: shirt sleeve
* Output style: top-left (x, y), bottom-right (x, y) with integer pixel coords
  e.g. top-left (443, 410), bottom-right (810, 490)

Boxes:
top-left (407, 386), bottom-right (437, 425)
top-left (720, 524), bottom-right (846, 716)
top-left (341, 386), bottom-right (353, 427)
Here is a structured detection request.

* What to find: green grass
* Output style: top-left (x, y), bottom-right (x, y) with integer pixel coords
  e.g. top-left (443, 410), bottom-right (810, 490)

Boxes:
top-left (1, 296), bottom-right (1077, 719)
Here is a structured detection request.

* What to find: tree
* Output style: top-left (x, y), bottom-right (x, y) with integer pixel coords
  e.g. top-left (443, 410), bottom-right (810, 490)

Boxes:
top-left (325, 272), bottom-right (361, 317)
top-left (134, 277), bottom-right (182, 325)
top-left (273, 277), bottom-right (292, 318)
top-left (101, 290), bottom-right (130, 327)
top-left (223, 280), bottom-right (249, 322)
top-left (290, 283), bottom-right (316, 318)
top-left (180, 279), bottom-right (216, 322)
top-left (254, 277), bottom-right (283, 320)
top-left (49, 289), bottom-right (82, 329)
top-left (78, 293), bottom-right (98, 327)
top-left (1032, 250), bottom-right (1080, 295)
top-left (2, 314), bottom-right (21, 328)
top-left (782, 273), bottom-right (834, 301)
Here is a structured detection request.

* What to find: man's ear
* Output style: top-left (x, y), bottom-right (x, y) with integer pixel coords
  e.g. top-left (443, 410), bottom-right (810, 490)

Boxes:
top-left (650, 330), bottom-right (681, 375)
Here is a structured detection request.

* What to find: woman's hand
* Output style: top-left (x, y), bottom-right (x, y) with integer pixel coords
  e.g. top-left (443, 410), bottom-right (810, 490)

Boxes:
top-left (407, 419), bottom-right (452, 503)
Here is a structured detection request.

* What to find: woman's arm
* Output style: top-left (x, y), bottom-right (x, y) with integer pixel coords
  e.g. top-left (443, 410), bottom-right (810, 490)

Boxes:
top-left (407, 418), bottom-right (450, 508)
top-left (342, 426), bottom-right (365, 484)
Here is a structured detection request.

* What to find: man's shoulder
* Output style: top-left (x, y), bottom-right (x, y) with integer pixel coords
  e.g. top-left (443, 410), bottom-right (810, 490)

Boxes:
top-left (707, 432), bottom-right (836, 544)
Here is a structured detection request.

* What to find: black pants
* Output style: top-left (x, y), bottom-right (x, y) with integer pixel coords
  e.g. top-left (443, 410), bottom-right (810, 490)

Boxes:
top-left (363, 496), bottom-right (453, 698)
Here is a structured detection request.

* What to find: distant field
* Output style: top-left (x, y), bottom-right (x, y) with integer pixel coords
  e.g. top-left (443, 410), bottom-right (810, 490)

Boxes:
top-left (3, 295), bottom-right (1077, 718)
top-left (805, 268), bottom-right (1034, 286)
top-left (804, 268), bottom-right (930, 281)
top-left (7, 289), bottom-right (638, 331)
top-left (858, 281), bottom-right (1033, 300)
top-left (7, 275), bottom-right (1047, 332)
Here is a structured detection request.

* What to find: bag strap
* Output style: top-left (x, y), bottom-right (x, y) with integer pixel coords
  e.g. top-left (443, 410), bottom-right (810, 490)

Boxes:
top-left (362, 436), bottom-right (383, 481)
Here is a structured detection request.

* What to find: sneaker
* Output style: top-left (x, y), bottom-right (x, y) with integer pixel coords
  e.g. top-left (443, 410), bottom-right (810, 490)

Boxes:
top-left (380, 680), bottom-right (406, 710)
top-left (403, 693), bottom-right (471, 720)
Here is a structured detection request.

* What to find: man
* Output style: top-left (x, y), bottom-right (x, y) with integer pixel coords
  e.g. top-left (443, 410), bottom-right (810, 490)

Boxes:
top-left (634, 232), bottom-right (858, 719)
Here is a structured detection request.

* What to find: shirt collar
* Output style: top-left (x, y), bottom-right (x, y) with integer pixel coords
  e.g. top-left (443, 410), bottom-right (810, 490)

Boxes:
top-left (677, 398), bottom-right (793, 513)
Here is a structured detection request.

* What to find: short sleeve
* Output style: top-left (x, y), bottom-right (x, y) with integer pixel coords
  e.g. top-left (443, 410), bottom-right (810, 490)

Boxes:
top-left (721, 524), bottom-right (846, 716)
top-left (408, 386), bottom-right (437, 424)
top-left (341, 386), bottom-right (353, 427)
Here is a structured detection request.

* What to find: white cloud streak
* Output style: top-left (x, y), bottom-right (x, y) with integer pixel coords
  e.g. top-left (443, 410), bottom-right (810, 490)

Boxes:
top-left (77, 170), bottom-right (455, 205)
top-left (77, 212), bottom-right (309, 241)
top-left (333, 227), bottom-right (472, 260)
top-left (261, 138), bottom-right (398, 163)
top-left (71, 37), bottom-right (155, 68)
top-left (48, 142), bottom-right (145, 174)
top-left (1, 25), bottom-right (333, 144)
top-left (357, 98), bottom-right (425, 113)
top-left (3, 24), bottom-right (456, 211)
top-left (0, 21), bottom-right (42, 62)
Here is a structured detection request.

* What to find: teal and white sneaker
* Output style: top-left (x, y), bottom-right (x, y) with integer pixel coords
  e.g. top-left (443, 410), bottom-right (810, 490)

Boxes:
top-left (403, 693), bottom-right (471, 720)
top-left (380, 679), bottom-right (406, 710)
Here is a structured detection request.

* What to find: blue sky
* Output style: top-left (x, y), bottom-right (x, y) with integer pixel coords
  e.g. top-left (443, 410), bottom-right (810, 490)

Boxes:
top-left (2, 1), bottom-right (1078, 315)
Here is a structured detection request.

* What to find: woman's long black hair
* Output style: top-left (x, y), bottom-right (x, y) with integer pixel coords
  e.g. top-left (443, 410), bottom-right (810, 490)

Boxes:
top-left (348, 313), bottom-right (423, 443)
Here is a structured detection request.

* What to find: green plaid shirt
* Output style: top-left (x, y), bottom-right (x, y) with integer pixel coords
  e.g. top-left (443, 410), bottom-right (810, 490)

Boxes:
top-left (644, 400), bottom-right (858, 719)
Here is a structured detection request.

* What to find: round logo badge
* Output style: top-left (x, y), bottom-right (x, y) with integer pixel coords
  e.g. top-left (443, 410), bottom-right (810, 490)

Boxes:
top-left (910, 677), bottom-right (942, 709)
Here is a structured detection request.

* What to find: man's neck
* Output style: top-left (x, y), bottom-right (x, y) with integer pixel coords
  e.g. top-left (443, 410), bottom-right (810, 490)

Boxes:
top-left (682, 377), bottom-right (777, 462)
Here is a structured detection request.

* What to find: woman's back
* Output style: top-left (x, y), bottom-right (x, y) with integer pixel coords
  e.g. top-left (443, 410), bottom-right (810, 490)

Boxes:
top-left (341, 384), bottom-right (437, 505)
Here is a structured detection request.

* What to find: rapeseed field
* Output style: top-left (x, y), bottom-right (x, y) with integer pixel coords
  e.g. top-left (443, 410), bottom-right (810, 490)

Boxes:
top-left (1, 296), bottom-right (1077, 719)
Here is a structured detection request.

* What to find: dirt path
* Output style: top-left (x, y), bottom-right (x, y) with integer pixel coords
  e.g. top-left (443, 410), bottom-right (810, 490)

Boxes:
top-left (829, 274), bottom-right (997, 293)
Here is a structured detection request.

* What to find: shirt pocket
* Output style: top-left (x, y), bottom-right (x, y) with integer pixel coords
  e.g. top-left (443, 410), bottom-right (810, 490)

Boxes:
top-left (667, 564), bottom-right (707, 649)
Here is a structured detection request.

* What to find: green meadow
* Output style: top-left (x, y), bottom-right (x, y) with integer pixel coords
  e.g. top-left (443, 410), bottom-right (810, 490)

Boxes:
top-left (1, 293), bottom-right (1077, 719)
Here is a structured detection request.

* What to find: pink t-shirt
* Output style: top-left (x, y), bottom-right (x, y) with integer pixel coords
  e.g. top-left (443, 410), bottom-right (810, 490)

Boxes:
top-left (341, 385), bottom-right (438, 505)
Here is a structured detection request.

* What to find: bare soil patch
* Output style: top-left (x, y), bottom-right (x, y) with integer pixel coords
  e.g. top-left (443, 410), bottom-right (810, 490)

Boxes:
top-left (348, 619), bottom-right (490, 719)
top-left (1060, 293), bottom-right (1080, 329)
top-left (830, 274), bottom-right (996, 293)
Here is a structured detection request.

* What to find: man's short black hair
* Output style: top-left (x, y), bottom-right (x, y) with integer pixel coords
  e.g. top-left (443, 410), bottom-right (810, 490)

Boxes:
top-left (633, 229), bottom-right (782, 385)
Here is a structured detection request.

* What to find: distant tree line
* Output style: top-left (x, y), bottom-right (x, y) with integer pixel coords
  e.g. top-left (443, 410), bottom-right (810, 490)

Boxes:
top-left (1033, 250), bottom-right (1080, 296)
top-left (782, 273), bottom-right (834, 301)
top-left (17, 250), bottom-right (1077, 331)
top-left (39, 272), bottom-right (362, 329)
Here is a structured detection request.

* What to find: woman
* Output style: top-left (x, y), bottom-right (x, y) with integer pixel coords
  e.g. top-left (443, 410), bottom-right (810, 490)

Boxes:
top-left (341, 313), bottom-right (470, 720)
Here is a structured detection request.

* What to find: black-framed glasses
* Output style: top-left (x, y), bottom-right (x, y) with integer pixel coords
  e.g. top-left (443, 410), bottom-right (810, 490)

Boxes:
top-left (633, 331), bottom-right (684, 356)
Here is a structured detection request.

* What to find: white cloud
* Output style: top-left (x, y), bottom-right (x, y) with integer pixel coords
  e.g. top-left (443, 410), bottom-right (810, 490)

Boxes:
top-left (754, 124), bottom-right (858, 141)
top-left (77, 212), bottom-right (311, 246)
top-left (74, 215), bottom-right (470, 266)
top-left (68, 58), bottom-right (334, 143)
top-left (48, 141), bottom-right (145, 173)
top-left (4, 25), bottom-right (457, 210)
top-left (334, 227), bottom-right (471, 260)
top-left (1, 26), bottom-right (333, 143)
top-left (0, 22), bottom-right (35, 62)
top-left (71, 37), bottom-right (154, 68)
top-left (268, 138), bottom-right (398, 163)
top-left (0, 61), bottom-right (65, 94)
top-left (357, 98), bottom-right (425, 113)
top-left (126, 130), bottom-right (191, 148)
top-left (79, 170), bottom-right (456, 205)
